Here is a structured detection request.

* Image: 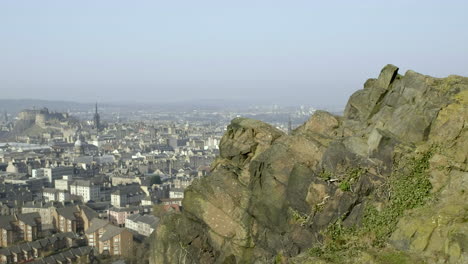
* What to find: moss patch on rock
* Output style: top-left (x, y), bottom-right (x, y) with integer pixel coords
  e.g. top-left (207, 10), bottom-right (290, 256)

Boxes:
top-left (306, 148), bottom-right (434, 262)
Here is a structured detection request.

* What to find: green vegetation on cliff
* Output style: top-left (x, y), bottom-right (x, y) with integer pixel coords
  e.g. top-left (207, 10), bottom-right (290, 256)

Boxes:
top-left (307, 148), bottom-right (434, 263)
top-left (363, 149), bottom-right (434, 245)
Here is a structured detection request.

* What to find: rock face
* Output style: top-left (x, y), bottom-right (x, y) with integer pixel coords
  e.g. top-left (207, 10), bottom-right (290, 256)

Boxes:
top-left (150, 65), bottom-right (468, 264)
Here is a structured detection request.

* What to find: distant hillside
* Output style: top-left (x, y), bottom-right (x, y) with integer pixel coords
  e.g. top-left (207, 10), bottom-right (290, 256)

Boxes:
top-left (0, 99), bottom-right (93, 114)
top-left (0, 98), bottom-right (330, 115)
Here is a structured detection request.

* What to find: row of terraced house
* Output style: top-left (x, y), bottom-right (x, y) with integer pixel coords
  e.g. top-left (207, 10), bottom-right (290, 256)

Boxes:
top-left (0, 204), bottom-right (135, 263)
top-left (0, 232), bottom-right (80, 263)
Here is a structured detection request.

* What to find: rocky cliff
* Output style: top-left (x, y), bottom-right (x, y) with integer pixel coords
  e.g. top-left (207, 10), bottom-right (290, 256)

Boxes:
top-left (150, 65), bottom-right (468, 264)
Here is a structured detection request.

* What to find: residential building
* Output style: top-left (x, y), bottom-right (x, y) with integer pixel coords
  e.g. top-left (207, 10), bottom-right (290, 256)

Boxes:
top-left (0, 215), bottom-right (15, 247)
top-left (85, 218), bottom-right (133, 257)
top-left (0, 232), bottom-right (80, 264)
top-left (0, 213), bottom-right (41, 247)
top-left (42, 188), bottom-right (70, 202)
top-left (54, 205), bottom-right (98, 234)
top-left (0, 203), bottom-right (18, 217)
top-left (54, 175), bottom-right (73, 191)
top-left (16, 213), bottom-right (42, 241)
top-left (141, 196), bottom-right (156, 206)
top-left (111, 184), bottom-right (145, 208)
top-left (31, 168), bottom-right (51, 181)
top-left (111, 175), bottom-right (141, 186)
top-left (108, 206), bottom-right (140, 227)
top-left (124, 214), bottom-right (159, 237)
top-left (172, 177), bottom-right (193, 189)
top-left (70, 180), bottom-right (100, 202)
top-left (32, 166), bottom-right (74, 186)
top-left (21, 201), bottom-right (59, 231)
top-left (169, 187), bottom-right (184, 199)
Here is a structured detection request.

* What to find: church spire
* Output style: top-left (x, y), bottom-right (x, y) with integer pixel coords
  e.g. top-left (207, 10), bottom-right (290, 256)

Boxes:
top-left (93, 102), bottom-right (101, 133)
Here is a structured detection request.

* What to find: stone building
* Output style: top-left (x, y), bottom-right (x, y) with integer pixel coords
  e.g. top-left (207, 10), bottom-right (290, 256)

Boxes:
top-left (53, 205), bottom-right (97, 234)
top-left (69, 180), bottom-right (101, 202)
top-left (0, 213), bottom-right (41, 247)
top-left (85, 218), bottom-right (133, 257)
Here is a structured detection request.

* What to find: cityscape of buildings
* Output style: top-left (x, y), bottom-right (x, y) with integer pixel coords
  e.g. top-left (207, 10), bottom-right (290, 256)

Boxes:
top-left (0, 102), bottom-right (316, 263)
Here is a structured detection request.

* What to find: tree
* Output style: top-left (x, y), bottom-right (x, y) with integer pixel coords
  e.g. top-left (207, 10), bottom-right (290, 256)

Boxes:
top-left (150, 175), bottom-right (162, 185)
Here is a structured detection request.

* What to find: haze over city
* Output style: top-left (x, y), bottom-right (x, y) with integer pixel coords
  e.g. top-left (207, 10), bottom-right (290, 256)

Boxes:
top-left (1, 0), bottom-right (467, 106)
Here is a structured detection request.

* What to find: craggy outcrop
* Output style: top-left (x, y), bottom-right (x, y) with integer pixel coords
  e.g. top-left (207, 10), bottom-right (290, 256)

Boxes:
top-left (150, 65), bottom-right (468, 264)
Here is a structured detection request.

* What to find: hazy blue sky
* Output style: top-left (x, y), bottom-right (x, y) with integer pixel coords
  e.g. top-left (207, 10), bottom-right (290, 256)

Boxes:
top-left (1, 0), bottom-right (467, 107)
